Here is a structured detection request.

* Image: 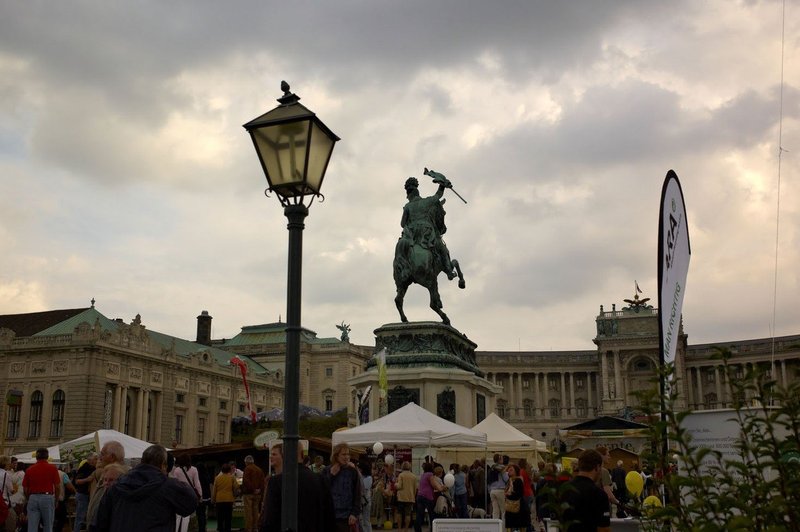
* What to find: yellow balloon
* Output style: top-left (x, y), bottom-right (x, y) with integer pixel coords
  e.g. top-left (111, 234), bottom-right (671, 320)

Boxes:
top-left (644, 495), bottom-right (663, 507)
top-left (625, 471), bottom-right (644, 497)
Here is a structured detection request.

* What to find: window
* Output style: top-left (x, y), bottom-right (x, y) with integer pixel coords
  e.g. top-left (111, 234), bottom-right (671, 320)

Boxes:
top-left (176, 393), bottom-right (185, 403)
top-left (548, 377), bottom-right (559, 391)
top-left (325, 367), bottom-right (333, 378)
top-left (523, 399), bottom-right (533, 417)
top-left (706, 371), bottom-right (715, 384)
top-left (175, 415), bottom-right (184, 444)
top-left (549, 399), bottom-right (561, 418)
top-left (28, 391), bottom-right (43, 439)
top-left (575, 377), bottom-right (585, 389)
top-left (705, 393), bottom-right (718, 409)
top-left (633, 358), bottom-right (653, 372)
top-left (522, 379), bottom-right (530, 389)
top-left (325, 398), bottom-right (333, 411)
top-left (219, 400), bottom-right (227, 410)
top-left (124, 395), bottom-right (131, 434)
top-left (198, 397), bottom-right (207, 408)
top-left (576, 398), bottom-right (587, 418)
top-left (218, 419), bottom-right (227, 443)
top-left (50, 390), bottom-right (66, 438)
top-left (198, 417), bottom-right (206, 446)
top-left (238, 403), bottom-right (246, 414)
top-left (497, 400), bottom-right (507, 418)
top-left (6, 404), bottom-right (20, 440)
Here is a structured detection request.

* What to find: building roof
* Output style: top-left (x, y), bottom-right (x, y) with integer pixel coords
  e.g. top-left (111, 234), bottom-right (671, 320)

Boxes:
top-left (1, 306), bottom-right (270, 375)
top-left (0, 308), bottom-right (90, 337)
top-left (222, 322), bottom-right (341, 347)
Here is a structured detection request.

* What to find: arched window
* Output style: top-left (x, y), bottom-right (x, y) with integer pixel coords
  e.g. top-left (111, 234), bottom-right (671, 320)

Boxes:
top-left (50, 390), bottom-right (66, 438)
top-left (28, 391), bottom-right (44, 439)
top-left (523, 399), bottom-right (533, 417)
top-left (6, 404), bottom-right (21, 440)
top-left (548, 398), bottom-right (560, 418)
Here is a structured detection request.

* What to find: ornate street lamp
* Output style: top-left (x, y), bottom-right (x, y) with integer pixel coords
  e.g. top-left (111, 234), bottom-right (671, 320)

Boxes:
top-left (244, 81), bottom-right (339, 532)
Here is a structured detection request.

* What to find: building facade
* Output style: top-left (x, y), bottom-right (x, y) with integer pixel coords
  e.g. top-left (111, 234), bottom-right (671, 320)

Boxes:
top-left (215, 322), bottom-right (373, 421)
top-left (0, 306), bottom-right (282, 454)
top-left (2, 295), bottom-right (798, 456)
top-left (478, 296), bottom-right (800, 448)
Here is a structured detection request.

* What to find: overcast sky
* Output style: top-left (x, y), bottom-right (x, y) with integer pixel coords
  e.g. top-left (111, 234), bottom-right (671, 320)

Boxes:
top-left (1, 1), bottom-right (798, 352)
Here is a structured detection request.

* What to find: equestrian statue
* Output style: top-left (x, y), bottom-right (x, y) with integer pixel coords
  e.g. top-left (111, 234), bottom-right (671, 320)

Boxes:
top-left (393, 168), bottom-right (466, 325)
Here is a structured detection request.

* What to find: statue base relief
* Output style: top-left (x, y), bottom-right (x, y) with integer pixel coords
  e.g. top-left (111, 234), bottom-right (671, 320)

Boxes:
top-left (349, 321), bottom-right (500, 428)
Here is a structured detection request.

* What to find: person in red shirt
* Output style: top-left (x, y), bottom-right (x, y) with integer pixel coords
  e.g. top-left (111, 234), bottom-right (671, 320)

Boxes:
top-left (517, 458), bottom-right (534, 531)
top-left (22, 448), bottom-right (62, 532)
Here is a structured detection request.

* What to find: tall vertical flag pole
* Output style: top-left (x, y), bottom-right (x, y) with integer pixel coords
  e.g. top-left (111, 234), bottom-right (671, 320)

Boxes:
top-left (657, 169), bottom-right (691, 499)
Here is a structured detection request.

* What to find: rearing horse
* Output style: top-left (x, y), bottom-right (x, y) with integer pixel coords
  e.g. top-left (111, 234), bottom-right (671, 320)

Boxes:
top-left (393, 237), bottom-right (465, 325)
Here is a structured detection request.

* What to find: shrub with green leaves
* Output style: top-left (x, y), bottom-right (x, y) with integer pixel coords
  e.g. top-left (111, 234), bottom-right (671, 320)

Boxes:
top-left (636, 347), bottom-right (800, 531)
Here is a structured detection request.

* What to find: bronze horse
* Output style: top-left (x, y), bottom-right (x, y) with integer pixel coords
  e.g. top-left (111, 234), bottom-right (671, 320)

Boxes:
top-left (393, 235), bottom-right (465, 325)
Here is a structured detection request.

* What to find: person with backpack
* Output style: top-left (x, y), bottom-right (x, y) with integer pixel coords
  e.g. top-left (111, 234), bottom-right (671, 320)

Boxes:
top-left (487, 454), bottom-right (508, 520)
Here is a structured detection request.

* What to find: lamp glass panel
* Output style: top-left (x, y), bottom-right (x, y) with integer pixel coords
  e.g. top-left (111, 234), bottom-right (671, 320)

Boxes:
top-left (252, 120), bottom-right (310, 187)
top-left (306, 121), bottom-right (336, 193)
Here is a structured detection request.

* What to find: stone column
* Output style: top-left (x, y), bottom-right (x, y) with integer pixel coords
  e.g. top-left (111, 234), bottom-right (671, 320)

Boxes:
top-left (560, 372), bottom-right (567, 417)
top-left (532, 372), bottom-right (540, 418)
top-left (600, 353), bottom-right (609, 400)
top-left (614, 351), bottom-right (623, 403)
top-left (714, 367), bottom-right (722, 407)
top-left (41, 383), bottom-right (53, 438)
top-left (569, 372), bottom-right (576, 417)
top-left (112, 385), bottom-right (122, 430)
top-left (517, 372), bottom-right (524, 415)
top-left (134, 388), bottom-right (144, 438)
top-left (508, 373), bottom-right (515, 418)
top-left (153, 391), bottom-right (163, 443)
top-left (587, 372), bottom-right (594, 412)
top-left (696, 367), bottom-right (704, 409)
top-left (117, 386), bottom-right (128, 433)
top-left (782, 360), bottom-right (788, 389)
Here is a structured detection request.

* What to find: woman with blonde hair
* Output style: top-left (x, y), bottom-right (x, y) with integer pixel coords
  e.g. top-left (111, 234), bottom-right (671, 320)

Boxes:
top-left (322, 443), bottom-right (361, 532)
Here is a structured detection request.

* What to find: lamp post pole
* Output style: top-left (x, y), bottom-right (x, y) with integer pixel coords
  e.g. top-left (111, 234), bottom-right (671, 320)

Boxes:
top-left (282, 203), bottom-right (307, 532)
top-left (243, 81), bottom-right (339, 532)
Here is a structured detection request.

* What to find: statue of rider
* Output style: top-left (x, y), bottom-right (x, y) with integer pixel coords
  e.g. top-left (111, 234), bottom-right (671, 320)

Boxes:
top-left (398, 173), bottom-right (455, 279)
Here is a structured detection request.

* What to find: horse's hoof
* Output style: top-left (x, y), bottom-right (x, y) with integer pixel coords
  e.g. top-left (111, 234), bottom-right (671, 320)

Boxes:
top-left (458, 280), bottom-right (466, 289)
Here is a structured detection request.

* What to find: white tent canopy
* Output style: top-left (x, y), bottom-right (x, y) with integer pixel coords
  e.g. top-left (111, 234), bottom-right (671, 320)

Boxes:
top-left (60, 429), bottom-right (156, 463)
top-left (15, 429), bottom-right (157, 464)
top-left (435, 413), bottom-right (547, 465)
top-left (473, 413), bottom-right (547, 452)
top-left (332, 403), bottom-right (487, 448)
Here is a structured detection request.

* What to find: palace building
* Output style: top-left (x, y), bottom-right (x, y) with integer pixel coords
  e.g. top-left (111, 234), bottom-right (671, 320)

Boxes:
top-left (0, 305), bottom-right (283, 453)
top-left (1, 293), bottom-right (798, 455)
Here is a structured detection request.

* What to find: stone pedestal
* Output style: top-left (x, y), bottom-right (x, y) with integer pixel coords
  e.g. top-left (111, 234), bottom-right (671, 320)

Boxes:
top-left (350, 322), bottom-right (500, 428)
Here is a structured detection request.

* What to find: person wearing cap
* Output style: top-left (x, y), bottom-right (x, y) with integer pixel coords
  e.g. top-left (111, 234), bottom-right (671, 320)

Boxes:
top-left (22, 448), bottom-right (62, 532)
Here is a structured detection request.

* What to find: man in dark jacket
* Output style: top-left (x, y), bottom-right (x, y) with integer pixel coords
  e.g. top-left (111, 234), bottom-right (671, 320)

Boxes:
top-left (94, 444), bottom-right (197, 532)
top-left (260, 444), bottom-right (334, 532)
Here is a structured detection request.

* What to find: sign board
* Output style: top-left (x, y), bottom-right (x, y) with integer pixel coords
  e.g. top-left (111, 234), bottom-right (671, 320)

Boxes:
top-left (680, 408), bottom-right (786, 479)
top-left (432, 519), bottom-right (503, 532)
top-left (253, 430), bottom-right (280, 449)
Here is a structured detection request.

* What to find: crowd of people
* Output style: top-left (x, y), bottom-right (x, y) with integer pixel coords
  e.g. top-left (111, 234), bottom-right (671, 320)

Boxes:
top-left (0, 440), bottom-right (648, 532)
